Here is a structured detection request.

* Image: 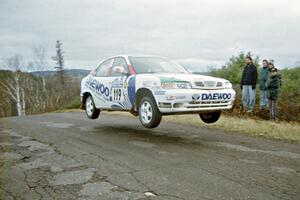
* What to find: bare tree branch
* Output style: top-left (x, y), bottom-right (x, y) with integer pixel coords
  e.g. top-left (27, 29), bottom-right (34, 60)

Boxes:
top-left (5, 54), bottom-right (24, 71)
top-left (32, 45), bottom-right (47, 71)
top-left (0, 82), bottom-right (17, 101)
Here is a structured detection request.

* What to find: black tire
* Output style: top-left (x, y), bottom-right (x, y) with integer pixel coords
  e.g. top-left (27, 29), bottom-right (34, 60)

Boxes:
top-left (199, 111), bottom-right (221, 124)
top-left (85, 95), bottom-right (100, 119)
top-left (138, 96), bottom-right (162, 128)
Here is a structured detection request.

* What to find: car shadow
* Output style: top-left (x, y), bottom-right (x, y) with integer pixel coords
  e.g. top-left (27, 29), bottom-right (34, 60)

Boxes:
top-left (92, 124), bottom-right (207, 148)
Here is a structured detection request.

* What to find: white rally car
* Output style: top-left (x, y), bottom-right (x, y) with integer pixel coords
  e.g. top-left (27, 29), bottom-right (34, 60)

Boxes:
top-left (81, 55), bottom-right (235, 128)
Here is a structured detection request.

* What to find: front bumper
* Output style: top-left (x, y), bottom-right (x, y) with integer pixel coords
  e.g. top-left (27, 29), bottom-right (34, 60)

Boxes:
top-left (153, 88), bottom-right (236, 113)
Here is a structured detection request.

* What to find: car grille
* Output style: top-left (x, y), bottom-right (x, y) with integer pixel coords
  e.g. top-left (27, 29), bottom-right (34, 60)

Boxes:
top-left (216, 82), bottom-right (223, 87)
top-left (195, 81), bottom-right (205, 87)
top-left (186, 101), bottom-right (230, 108)
top-left (194, 81), bottom-right (223, 88)
top-left (204, 81), bottom-right (216, 87)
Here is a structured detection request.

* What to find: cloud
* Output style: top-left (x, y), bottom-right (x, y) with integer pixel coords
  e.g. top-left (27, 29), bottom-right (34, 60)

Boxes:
top-left (0, 0), bottom-right (299, 70)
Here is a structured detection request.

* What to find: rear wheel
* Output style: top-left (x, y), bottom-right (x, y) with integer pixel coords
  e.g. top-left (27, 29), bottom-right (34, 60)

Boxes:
top-left (139, 96), bottom-right (162, 128)
top-left (199, 111), bottom-right (221, 123)
top-left (86, 95), bottom-right (100, 119)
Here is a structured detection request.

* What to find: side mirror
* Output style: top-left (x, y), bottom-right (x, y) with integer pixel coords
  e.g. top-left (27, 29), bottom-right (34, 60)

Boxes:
top-left (89, 68), bottom-right (96, 76)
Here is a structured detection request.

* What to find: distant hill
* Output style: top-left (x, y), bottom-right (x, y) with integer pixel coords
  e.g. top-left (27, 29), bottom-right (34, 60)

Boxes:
top-left (31, 69), bottom-right (90, 78)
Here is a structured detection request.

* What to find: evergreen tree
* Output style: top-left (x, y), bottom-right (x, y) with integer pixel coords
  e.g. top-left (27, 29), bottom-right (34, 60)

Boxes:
top-left (52, 40), bottom-right (65, 85)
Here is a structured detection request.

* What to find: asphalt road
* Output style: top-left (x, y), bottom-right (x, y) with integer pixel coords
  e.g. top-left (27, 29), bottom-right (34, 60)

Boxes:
top-left (0, 112), bottom-right (299, 200)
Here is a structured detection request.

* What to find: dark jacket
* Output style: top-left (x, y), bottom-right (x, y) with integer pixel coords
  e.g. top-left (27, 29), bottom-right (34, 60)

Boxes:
top-left (241, 64), bottom-right (258, 87)
top-left (265, 66), bottom-right (275, 90)
top-left (267, 74), bottom-right (281, 100)
top-left (259, 66), bottom-right (269, 90)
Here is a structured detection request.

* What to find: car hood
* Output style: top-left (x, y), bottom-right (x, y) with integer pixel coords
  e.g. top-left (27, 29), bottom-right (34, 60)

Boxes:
top-left (140, 73), bottom-right (227, 83)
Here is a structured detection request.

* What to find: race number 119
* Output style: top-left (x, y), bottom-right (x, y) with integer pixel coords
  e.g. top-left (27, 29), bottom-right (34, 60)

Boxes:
top-left (112, 88), bottom-right (122, 101)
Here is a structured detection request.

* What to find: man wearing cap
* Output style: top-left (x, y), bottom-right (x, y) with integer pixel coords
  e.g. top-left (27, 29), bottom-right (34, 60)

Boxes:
top-left (266, 67), bottom-right (281, 120)
top-left (240, 56), bottom-right (258, 113)
top-left (259, 60), bottom-right (269, 110)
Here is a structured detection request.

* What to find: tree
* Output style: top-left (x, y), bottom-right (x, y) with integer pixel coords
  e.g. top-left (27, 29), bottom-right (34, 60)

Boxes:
top-left (0, 55), bottom-right (26, 116)
top-left (210, 51), bottom-right (259, 84)
top-left (52, 40), bottom-right (65, 85)
top-left (0, 58), bottom-right (3, 70)
top-left (27, 61), bottom-right (35, 72)
top-left (32, 45), bottom-right (47, 71)
top-left (32, 45), bottom-right (48, 111)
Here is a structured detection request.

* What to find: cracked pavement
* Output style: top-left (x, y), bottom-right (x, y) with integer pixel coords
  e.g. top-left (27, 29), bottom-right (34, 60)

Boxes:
top-left (0, 112), bottom-right (299, 200)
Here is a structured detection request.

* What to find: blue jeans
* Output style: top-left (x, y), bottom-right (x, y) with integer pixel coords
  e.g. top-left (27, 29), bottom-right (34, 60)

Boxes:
top-left (242, 85), bottom-right (256, 111)
top-left (269, 99), bottom-right (277, 120)
top-left (259, 90), bottom-right (268, 109)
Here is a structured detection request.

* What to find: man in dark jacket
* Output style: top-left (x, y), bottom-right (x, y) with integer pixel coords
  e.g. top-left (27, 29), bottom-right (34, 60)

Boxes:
top-left (267, 67), bottom-right (281, 120)
top-left (240, 56), bottom-right (258, 112)
top-left (259, 60), bottom-right (269, 109)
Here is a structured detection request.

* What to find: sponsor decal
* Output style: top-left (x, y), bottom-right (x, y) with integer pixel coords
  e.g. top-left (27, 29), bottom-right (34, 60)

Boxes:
top-left (159, 76), bottom-right (186, 83)
top-left (85, 77), bottom-right (110, 98)
top-left (111, 77), bottom-right (123, 88)
top-left (175, 96), bottom-right (186, 100)
top-left (192, 93), bottom-right (232, 101)
top-left (127, 76), bottom-right (136, 105)
top-left (111, 78), bottom-right (124, 102)
top-left (165, 95), bottom-right (186, 100)
top-left (111, 104), bottom-right (123, 109)
top-left (201, 93), bottom-right (232, 100)
top-left (143, 81), bottom-right (153, 87)
top-left (192, 94), bottom-right (200, 101)
top-left (112, 76), bottom-right (133, 108)
top-left (154, 90), bottom-right (166, 95)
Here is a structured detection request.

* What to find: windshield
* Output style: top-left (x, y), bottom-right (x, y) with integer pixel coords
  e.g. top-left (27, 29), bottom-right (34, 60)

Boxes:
top-left (129, 56), bottom-right (188, 74)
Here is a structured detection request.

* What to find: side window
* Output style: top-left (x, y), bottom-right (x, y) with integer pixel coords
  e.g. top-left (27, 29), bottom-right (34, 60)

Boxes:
top-left (111, 57), bottom-right (129, 76)
top-left (96, 59), bottom-right (112, 77)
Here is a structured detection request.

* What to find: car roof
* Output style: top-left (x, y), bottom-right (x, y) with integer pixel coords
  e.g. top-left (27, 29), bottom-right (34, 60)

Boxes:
top-left (95, 55), bottom-right (169, 68)
top-left (116, 54), bottom-right (167, 59)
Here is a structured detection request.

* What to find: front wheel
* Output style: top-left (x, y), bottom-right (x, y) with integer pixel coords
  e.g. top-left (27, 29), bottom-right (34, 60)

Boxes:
top-left (199, 111), bottom-right (221, 124)
top-left (139, 96), bottom-right (162, 128)
top-left (85, 95), bottom-right (100, 119)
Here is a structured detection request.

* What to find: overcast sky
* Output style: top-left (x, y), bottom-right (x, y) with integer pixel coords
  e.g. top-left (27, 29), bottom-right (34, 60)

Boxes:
top-left (1, 0), bottom-right (300, 71)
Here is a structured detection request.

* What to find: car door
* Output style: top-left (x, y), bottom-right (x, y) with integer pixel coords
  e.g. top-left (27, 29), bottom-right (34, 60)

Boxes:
top-left (92, 58), bottom-right (114, 109)
top-left (110, 57), bottom-right (132, 110)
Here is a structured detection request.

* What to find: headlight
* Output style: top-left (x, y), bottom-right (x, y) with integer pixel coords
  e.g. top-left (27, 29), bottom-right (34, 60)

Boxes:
top-left (225, 82), bottom-right (232, 89)
top-left (161, 82), bottom-right (192, 89)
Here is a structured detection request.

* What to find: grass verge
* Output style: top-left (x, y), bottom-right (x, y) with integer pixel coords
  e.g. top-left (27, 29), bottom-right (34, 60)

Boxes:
top-left (163, 114), bottom-right (300, 142)
top-left (105, 111), bottom-right (300, 142)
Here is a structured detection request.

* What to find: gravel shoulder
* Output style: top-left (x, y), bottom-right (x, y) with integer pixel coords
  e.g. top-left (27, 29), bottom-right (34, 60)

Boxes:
top-left (0, 111), bottom-right (299, 200)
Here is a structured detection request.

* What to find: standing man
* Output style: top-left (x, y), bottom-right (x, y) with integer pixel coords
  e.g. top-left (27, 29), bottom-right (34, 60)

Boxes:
top-left (266, 67), bottom-right (281, 120)
top-left (265, 61), bottom-right (275, 102)
top-left (240, 56), bottom-right (258, 113)
top-left (259, 59), bottom-right (269, 110)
